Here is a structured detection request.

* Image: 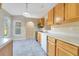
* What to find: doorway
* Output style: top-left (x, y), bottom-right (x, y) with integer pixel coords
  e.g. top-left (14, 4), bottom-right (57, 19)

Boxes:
top-left (26, 22), bottom-right (35, 40)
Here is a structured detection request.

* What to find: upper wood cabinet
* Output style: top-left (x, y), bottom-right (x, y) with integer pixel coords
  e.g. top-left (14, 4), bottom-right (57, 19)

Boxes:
top-left (48, 8), bottom-right (54, 26)
top-left (65, 3), bottom-right (79, 23)
top-left (47, 3), bottom-right (79, 25)
top-left (41, 18), bottom-right (45, 26)
top-left (54, 3), bottom-right (65, 24)
top-left (38, 18), bottom-right (45, 27)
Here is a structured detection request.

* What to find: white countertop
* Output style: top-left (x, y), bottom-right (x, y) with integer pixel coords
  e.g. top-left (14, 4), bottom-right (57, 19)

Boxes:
top-left (38, 31), bottom-right (79, 46)
top-left (47, 33), bottom-right (79, 46)
top-left (0, 38), bottom-right (12, 49)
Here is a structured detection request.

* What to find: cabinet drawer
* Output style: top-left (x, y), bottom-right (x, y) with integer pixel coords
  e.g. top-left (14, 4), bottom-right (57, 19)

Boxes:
top-left (57, 40), bottom-right (79, 55)
top-left (48, 40), bottom-right (55, 46)
top-left (48, 36), bottom-right (55, 43)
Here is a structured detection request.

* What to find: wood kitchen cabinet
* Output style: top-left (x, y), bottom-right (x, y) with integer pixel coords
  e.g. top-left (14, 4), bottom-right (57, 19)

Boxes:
top-left (37, 32), bottom-right (42, 45)
top-left (56, 46), bottom-right (74, 56)
top-left (48, 8), bottom-right (54, 26)
top-left (47, 36), bottom-right (56, 56)
top-left (41, 18), bottom-right (45, 26)
top-left (65, 3), bottom-right (79, 23)
top-left (0, 41), bottom-right (13, 56)
top-left (47, 35), bottom-right (79, 56)
top-left (38, 18), bottom-right (45, 28)
top-left (0, 3), bottom-right (1, 9)
top-left (54, 3), bottom-right (65, 24)
top-left (48, 3), bottom-right (79, 25)
top-left (56, 40), bottom-right (79, 56)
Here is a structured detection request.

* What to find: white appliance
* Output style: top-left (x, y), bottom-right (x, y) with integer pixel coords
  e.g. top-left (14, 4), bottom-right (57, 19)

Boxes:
top-left (41, 32), bottom-right (47, 53)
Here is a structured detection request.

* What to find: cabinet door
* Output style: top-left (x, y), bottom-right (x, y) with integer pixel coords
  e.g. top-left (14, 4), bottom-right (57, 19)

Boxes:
top-left (56, 40), bottom-right (79, 56)
top-left (0, 41), bottom-right (13, 56)
top-left (56, 47), bottom-right (74, 56)
top-left (0, 48), bottom-right (4, 56)
top-left (37, 32), bottom-right (41, 44)
top-left (41, 18), bottom-right (45, 26)
top-left (48, 8), bottom-right (54, 26)
top-left (3, 41), bottom-right (13, 56)
top-left (39, 18), bottom-right (45, 27)
top-left (65, 3), bottom-right (79, 23)
top-left (47, 36), bottom-right (56, 56)
top-left (48, 41), bottom-right (55, 56)
top-left (54, 3), bottom-right (65, 24)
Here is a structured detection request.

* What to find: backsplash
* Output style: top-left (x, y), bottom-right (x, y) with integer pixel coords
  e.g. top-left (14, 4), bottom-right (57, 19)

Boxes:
top-left (51, 21), bottom-right (79, 38)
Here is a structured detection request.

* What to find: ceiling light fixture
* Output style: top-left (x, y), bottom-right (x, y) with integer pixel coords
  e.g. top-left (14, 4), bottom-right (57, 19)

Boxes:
top-left (26, 3), bottom-right (28, 11)
top-left (23, 12), bottom-right (40, 18)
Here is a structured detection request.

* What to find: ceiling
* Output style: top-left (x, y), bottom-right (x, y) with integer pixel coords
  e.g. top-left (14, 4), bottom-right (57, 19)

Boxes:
top-left (2, 3), bottom-right (57, 18)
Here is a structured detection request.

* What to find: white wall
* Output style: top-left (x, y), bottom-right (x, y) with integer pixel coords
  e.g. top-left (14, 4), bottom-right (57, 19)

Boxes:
top-left (12, 16), bottom-right (39, 40)
top-left (12, 16), bottom-right (26, 40)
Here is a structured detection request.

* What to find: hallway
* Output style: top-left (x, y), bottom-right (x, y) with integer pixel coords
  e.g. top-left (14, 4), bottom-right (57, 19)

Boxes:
top-left (13, 39), bottom-right (47, 56)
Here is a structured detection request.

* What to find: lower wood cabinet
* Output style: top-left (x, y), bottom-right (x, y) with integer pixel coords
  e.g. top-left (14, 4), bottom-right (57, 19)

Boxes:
top-left (47, 36), bottom-right (79, 56)
top-left (37, 32), bottom-right (42, 45)
top-left (0, 41), bottom-right (13, 56)
top-left (56, 46), bottom-right (74, 56)
top-left (56, 40), bottom-right (79, 56)
top-left (47, 36), bottom-right (56, 56)
top-left (47, 41), bottom-right (55, 56)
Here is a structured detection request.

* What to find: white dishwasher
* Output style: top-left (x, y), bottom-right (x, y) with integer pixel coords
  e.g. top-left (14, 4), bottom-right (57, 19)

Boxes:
top-left (41, 32), bottom-right (47, 53)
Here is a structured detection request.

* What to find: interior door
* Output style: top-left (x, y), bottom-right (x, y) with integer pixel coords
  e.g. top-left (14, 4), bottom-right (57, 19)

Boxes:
top-left (26, 22), bottom-right (35, 40)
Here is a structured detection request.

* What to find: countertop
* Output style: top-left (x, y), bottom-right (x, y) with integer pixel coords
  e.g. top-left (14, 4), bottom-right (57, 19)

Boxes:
top-left (47, 33), bottom-right (79, 46)
top-left (38, 31), bottom-right (79, 46)
top-left (0, 38), bottom-right (12, 49)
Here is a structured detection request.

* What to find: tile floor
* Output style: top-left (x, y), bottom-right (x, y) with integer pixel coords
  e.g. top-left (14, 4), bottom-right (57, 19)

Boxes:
top-left (13, 39), bottom-right (47, 56)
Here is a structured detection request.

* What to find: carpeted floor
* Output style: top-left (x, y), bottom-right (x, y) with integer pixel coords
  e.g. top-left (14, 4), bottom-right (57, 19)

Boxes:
top-left (13, 39), bottom-right (47, 56)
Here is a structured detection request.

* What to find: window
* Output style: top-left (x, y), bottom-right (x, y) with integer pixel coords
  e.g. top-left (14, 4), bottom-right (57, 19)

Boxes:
top-left (15, 22), bottom-right (21, 34)
top-left (3, 16), bottom-right (11, 37)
